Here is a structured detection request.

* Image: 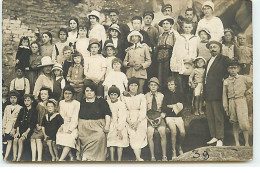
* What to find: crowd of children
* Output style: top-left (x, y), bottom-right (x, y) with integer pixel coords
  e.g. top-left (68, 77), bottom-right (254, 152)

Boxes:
top-left (2, 0), bottom-right (253, 162)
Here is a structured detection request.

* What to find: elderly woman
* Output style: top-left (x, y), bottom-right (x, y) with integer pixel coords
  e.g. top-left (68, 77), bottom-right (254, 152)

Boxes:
top-left (78, 79), bottom-right (111, 161)
top-left (56, 85), bottom-right (80, 161)
top-left (122, 77), bottom-right (147, 161)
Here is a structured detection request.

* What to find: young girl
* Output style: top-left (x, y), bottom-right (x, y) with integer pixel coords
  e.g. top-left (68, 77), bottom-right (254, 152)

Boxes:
top-left (42, 99), bottom-right (64, 161)
top-left (15, 36), bottom-right (31, 72)
top-left (2, 90), bottom-right (22, 161)
top-left (67, 51), bottom-right (85, 101)
top-left (13, 94), bottom-right (38, 161)
top-left (41, 32), bottom-right (53, 57)
top-left (68, 17), bottom-right (79, 49)
top-left (75, 25), bottom-right (90, 58)
top-left (107, 85), bottom-right (128, 161)
top-left (52, 28), bottom-right (70, 63)
top-left (103, 43), bottom-right (117, 77)
top-left (31, 87), bottom-right (53, 161)
top-left (189, 56), bottom-right (206, 115)
top-left (103, 58), bottom-right (128, 99)
top-left (52, 63), bottom-right (66, 101)
top-left (84, 38), bottom-right (107, 97)
top-left (197, 28), bottom-right (211, 62)
top-left (122, 77), bottom-right (147, 161)
top-left (56, 85), bottom-right (80, 161)
top-left (27, 42), bottom-right (42, 93)
top-left (222, 28), bottom-right (235, 60)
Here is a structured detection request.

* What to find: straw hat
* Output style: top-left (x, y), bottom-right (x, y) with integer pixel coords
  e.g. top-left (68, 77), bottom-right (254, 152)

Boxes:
top-left (52, 63), bottom-right (63, 72)
top-left (87, 38), bottom-right (101, 51)
top-left (158, 15), bottom-right (174, 27)
top-left (206, 40), bottom-right (222, 49)
top-left (148, 77), bottom-right (160, 86)
top-left (193, 56), bottom-right (207, 64)
top-left (38, 56), bottom-right (54, 67)
top-left (108, 24), bottom-right (121, 34)
top-left (127, 30), bottom-right (143, 43)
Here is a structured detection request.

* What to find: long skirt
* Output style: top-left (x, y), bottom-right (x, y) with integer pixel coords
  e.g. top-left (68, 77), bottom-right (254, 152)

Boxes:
top-left (56, 125), bottom-right (78, 149)
top-left (78, 119), bottom-right (107, 161)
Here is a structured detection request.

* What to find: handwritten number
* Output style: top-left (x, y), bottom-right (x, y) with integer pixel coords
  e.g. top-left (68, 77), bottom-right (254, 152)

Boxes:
top-left (192, 150), bottom-right (200, 158)
top-left (192, 150), bottom-right (209, 160)
top-left (203, 151), bottom-right (209, 160)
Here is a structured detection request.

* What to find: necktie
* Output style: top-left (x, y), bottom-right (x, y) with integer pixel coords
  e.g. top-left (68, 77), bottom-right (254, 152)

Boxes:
top-left (151, 94), bottom-right (157, 111)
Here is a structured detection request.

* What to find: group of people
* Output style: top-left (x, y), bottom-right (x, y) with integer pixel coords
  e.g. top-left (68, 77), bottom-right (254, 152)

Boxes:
top-left (2, 0), bottom-right (253, 162)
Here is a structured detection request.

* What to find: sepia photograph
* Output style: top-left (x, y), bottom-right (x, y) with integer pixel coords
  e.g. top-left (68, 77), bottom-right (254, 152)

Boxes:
top-left (1, 0), bottom-right (253, 163)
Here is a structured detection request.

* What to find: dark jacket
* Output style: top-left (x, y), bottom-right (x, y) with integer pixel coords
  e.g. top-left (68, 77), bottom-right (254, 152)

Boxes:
top-left (204, 54), bottom-right (230, 101)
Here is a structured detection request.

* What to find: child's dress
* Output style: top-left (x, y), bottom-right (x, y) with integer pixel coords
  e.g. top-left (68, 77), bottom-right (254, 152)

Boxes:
top-left (28, 53), bottom-right (42, 93)
top-left (56, 100), bottom-right (80, 149)
top-left (2, 105), bottom-right (22, 140)
top-left (103, 71), bottom-right (128, 94)
top-left (122, 93), bottom-right (147, 149)
top-left (31, 102), bottom-right (47, 139)
top-left (105, 56), bottom-right (116, 77)
top-left (75, 38), bottom-right (90, 58)
top-left (222, 44), bottom-right (235, 60)
top-left (14, 106), bottom-right (38, 139)
top-left (16, 46), bottom-right (31, 71)
top-left (107, 100), bottom-right (129, 148)
top-left (42, 113), bottom-right (64, 141)
top-left (189, 68), bottom-right (205, 96)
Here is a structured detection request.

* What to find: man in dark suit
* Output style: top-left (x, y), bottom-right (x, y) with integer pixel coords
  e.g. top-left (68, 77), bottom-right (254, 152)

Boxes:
top-left (204, 41), bottom-right (230, 146)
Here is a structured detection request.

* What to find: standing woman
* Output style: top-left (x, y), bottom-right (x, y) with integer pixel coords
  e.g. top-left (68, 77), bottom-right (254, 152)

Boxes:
top-left (41, 32), bottom-right (53, 57)
top-left (33, 56), bottom-right (54, 100)
top-left (56, 85), bottom-right (80, 161)
top-left (67, 17), bottom-right (79, 49)
top-left (122, 77), bottom-right (147, 161)
top-left (87, 10), bottom-right (107, 49)
top-left (78, 80), bottom-right (111, 161)
top-left (27, 42), bottom-right (42, 94)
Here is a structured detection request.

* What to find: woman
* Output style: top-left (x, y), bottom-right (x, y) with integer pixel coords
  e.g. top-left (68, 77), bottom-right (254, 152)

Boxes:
top-left (56, 85), bottom-right (80, 161)
top-left (41, 32), bottom-right (53, 57)
top-left (78, 79), bottom-right (111, 161)
top-left (122, 77), bottom-right (147, 161)
top-left (33, 56), bottom-right (54, 100)
top-left (87, 10), bottom-right (107, 49)
top-left (67, 17), bottom-right (79, 48)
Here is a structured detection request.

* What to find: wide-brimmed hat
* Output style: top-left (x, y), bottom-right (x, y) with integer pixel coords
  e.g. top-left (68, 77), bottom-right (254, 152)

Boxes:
top-left (202, 1), bottom-right (215, 11)
top-left (161, 4), bottom-right (172, 13)
top-left (158, 15), bottom-right (174, 27)
top-left (52, 63), bottom-right (63, 72)
top-left (172, 103), bottom-right (183, 115)
top-left (143, 11), bottom-right (154, 20)
top-left (193, 56), bottom-right (207, 64)
top-left (103, 42), bottom-right (118, 56)
top-left (108, 24), bottom-right (121, 34)
top-left (87, 38), bottom-right (101, 51)
top-left (206, 40), bottom-right (222, 49)
top-left (198, 28), bottom-right (211, 39)
top-left (148, 77), bottom-right (160, 86)
top-left (127, 30), bottom-right (143, 43)
top-left (38, 56), bottom-right (54, 67)
top-left (87, 10), bottom-right (100, 20)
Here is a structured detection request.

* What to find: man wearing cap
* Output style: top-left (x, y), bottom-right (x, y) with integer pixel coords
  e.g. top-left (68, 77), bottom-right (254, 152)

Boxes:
top-left (196, 0), bottom-right (224, 42)
top-left (204, 40), bottom-right (230, 146)
top-left (109, 9), bottom-right (130, 43)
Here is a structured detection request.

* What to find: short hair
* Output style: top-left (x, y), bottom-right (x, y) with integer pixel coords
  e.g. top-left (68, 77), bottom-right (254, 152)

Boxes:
top-left (58, 28), bottom-right (69, 38)
top-left (15, 66), bottom-right (25, 72)
top-left (18, 36), bottom-right (30, 48)
top-left (42, 31), bottom-right (53, 44)
top-left (112, 58), bottom-right (123, 67)
top-left (185, 8), bottom-right (195, 15)
top-left (109, 9), bottom-right (119, 15)
top-left (182, 19), bottom-right (193, 27)
top-left (38, 87), bottom-right (53, 102)
top-left (131, 16), bottom-right (142, 23)
top-left (68, 17), bottom-right (79, 31)
top-left (167, 76), bottom-right (176, 84)
top-left (72, 51), bottom-right (84, 66)
top-left (83, 79), bottom-right (98, 95)
top-left (2, 84), bottom-right (9, 90)
top-left (63, 85), bottom-right (75, 97)
top-left (237, 32), bottom-right (246, 38)
top-left (63, 45), bottom-right (73, 53)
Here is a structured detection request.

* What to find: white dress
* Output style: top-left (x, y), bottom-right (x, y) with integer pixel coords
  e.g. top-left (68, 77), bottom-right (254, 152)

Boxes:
top-left (107, 100), bottom-right (129, 148)
top-left (122, 93), bottom-right (147, 149)
top-left (56, 100), bottom-right (80, 149)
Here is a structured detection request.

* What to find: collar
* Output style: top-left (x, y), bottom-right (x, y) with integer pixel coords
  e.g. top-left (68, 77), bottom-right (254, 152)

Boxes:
top-left (150, 91), bottom-right (158, 96)
top-left (45, 113), bottom-right (59, 121)
top-left (130, 42), bottom-right (142, 49)
top-left (86, 98), bottom-right (96, 103)
top-left (74, 64), bottom-right (82, 68)
top-left (228, 74), bottom-right (239, 79)
top-left (19, 45), bottom-right (30, 49)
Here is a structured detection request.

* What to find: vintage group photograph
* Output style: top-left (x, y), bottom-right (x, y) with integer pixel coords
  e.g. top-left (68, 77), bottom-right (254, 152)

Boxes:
top-left (1, 0), bottom-right (253, 163)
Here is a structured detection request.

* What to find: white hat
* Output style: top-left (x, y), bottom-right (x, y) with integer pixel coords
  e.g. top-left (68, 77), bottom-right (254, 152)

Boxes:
top-left (52, 63), bottom-right (63, 72)
top-left (193, 56), bottom-right (207, 64)
top-left (38, 56), bottom-right (54, 67)
top-left (172, 103), bottom-right (183, 115)
top-left (127, 30), bottom-right (143, 43)
top-left (158, 15), bottom-right (175, 27)
top-left (202, 1), bottom-right (215, 11)
top-left (109, 24), bottom-right (121, 34)
top-left (87, 10), bottom-right (100, 20)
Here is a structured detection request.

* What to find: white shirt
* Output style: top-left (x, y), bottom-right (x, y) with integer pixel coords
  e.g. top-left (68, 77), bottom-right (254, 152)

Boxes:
top-left (10, 77), bottom-right (30, 94)
top-left (205, 55), bottom-right (217, 83)
top-left (84, 54), bottom-right (107, 81)
top-left (76, 38), bottom-right (90, 58)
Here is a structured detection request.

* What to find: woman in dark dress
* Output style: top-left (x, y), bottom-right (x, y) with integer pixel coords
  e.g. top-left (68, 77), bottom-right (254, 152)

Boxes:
top-left (78, 79), bottom-right (112, 161)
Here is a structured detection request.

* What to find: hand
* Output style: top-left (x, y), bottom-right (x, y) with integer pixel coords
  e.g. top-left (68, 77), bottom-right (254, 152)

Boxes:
top-left (44, 135), bottom-right (49, 141)
top-left (14, 132), bottom-right (20, 138)
top-left (167, 105), bottom-right (173, 109)
top-left (16, 59), bottom-right (19, 64)
top-left (67, 130), bottom-right (72, 134)
top-left (128, 61), bottom-right (135, 67)
top-left (123, 91), bottom-right (128, 96)
top-left (225, 109), bottom-right (229, 116)
top-left (22, 132), bottom-right (28, 139)
top-left (117, 130), bottom-right (123, 140)
top-left (103, 126), bottom-right (110, 133)
top-left (10, 129), bottom-right (16, 136)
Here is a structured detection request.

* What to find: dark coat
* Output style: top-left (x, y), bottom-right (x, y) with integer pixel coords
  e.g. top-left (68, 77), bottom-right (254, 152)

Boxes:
top-left (204, 54), bottom-right (230, 101)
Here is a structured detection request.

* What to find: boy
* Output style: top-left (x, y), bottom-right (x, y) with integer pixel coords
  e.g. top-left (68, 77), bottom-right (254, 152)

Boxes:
top-left (52, 28), bottom-right (69, 64)
top-left (157, 15), bottom-right (176, 92)
top-left (10, 67), bottom-right (30, 99)
top-left (145, 77), bottom-right (167, 161)
top-left (234, 33), bottom-right (253, 75)
top-left (162, 77), bottom-right (185, 159)
top-left (123, 31), bottom-right (151, 93)
top-left (52, 63), bottom-right (66, 101)
top-left (62, 45), bottom-right (73, 82)
top-left (223, 61), bottom-right (252, 147)
top-left (170, 20), bottom-right (198, 104)
top-left (178, 8), bottom-right (197, 35)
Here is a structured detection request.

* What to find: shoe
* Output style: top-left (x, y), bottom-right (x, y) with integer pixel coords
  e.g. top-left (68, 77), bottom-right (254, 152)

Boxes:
top-left (206, 137), bottom-right (218, 144)
top-left (216, 140), bottom-right (223, 146)
top-left (162, 156), bottom-right (168, 161)
top-left (151, 157), bottom-right (156, 161)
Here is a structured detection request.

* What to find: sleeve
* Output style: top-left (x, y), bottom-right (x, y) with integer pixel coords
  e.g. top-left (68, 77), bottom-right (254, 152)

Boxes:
top-left (215, 18), bottom-right (224, 42)
top-left (189, 69), bottom-right (195, 83)
top-left (68, 102), bottom-right (80, 132)
top-left (14, 108), bottom-right (23, 129)
top-left (244, 76), bottom-right (253, 94)
top-left (195, 20), bottom-right (202, 37)
top-left (123, 75), bottom-right (128, 91)
top-left (222, 80), bottom-right (229, 111)
top-left (29, 109), bottom-right (38, 130)
top-left (137, 95), bottom-right (147, 122)
top-left (25, 78), bottom-right (30, 94)
top-left (16, 48), bottom-right (22, 61)
top-left (57, 114), bottom-right (64, 128)
top-left (33, 76), bottom-right (42, 98)
top-left (117, 102), bottom-right (127, 130)
top-left (41, 115), bottom-right (47, 127)
top-left (154, 27), bottom-right (159, 46)
top-left (100, 26), bottom-right (107, 48)
top-left (66, 67), bottom-right (73, 82)
top-left (10, 80), bottom-right (15, 91)
top-left (170, 44), bottom-right (177, 72)
top-left (141, 45), bottom-right (152, 69)
top-left (83, 59), bottom-right (89, 77)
